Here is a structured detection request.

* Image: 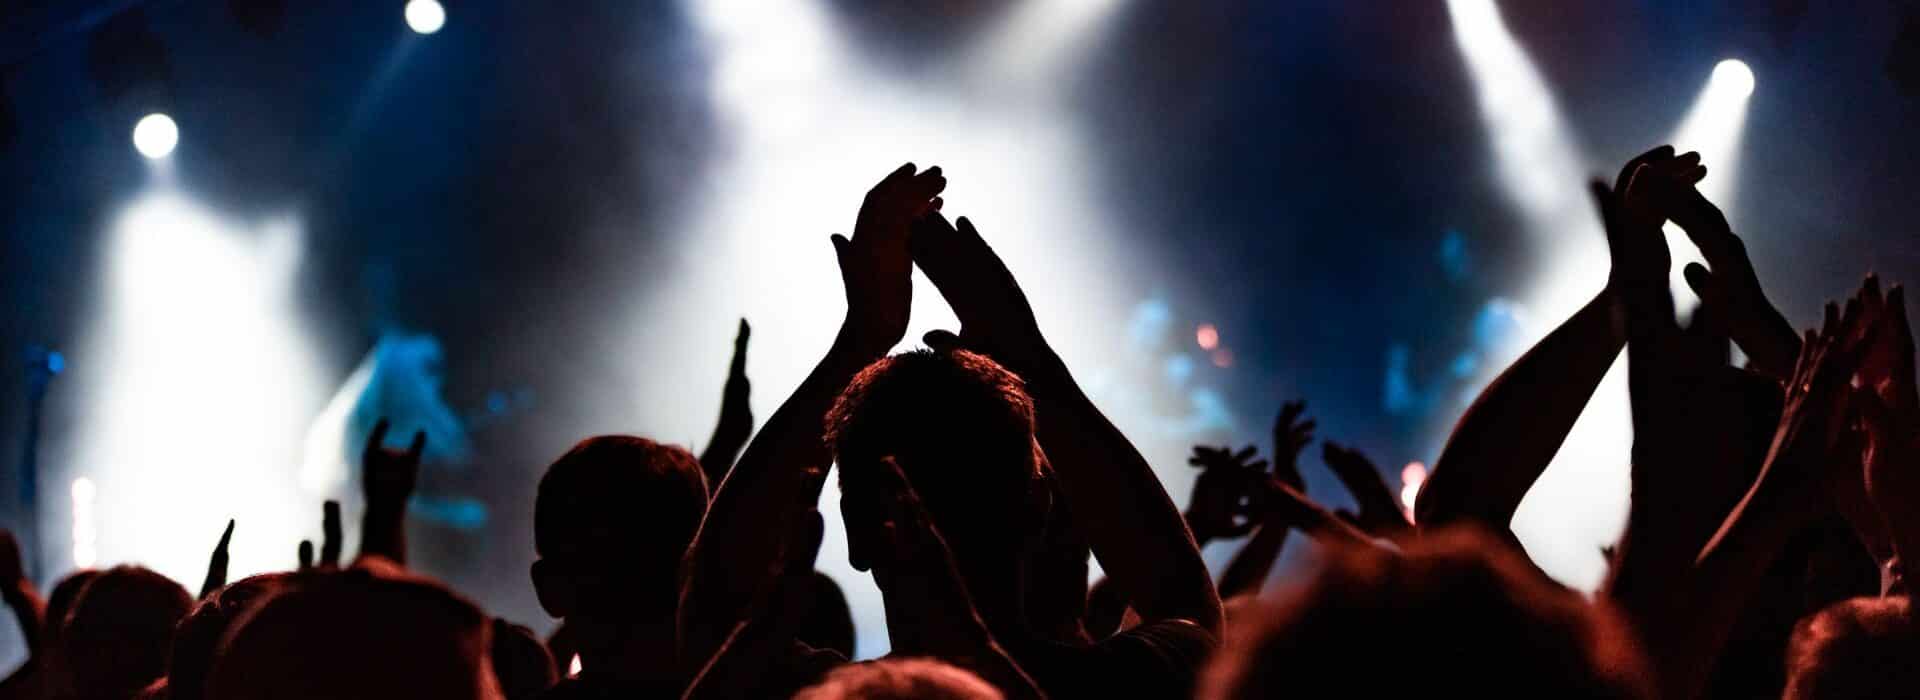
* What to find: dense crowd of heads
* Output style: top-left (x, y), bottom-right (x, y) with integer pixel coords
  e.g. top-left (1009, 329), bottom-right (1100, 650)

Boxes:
top-left (1, 148), bottom-right (1916, 699)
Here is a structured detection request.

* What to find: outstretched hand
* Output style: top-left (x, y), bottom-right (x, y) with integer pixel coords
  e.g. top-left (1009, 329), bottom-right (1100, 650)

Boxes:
top-left (200, 519), bottom-right (235, 599)
top-left (701, 318), bottom-right (756, 483)
top-left (1185, 445), bottom-right (1269, 543)
top-left (912, 212), bottom-right (1047, 372)
top-left (1270, 401), bottom-right (1313, 491)
top-left (833, 163), bottom-right (945, 353)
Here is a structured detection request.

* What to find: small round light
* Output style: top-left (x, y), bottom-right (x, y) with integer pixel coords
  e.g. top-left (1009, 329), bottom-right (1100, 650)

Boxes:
top-left (132, 113), bottom-right (178, 159)
top-left (1712, 59), bottom-right (1755, 99)
top-left (405, 0), bottom-right (446, 34)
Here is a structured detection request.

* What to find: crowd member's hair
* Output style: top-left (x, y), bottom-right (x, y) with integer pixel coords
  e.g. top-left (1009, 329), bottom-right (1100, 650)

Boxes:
top-left (792, 657), bottom-right (1004, 700)
top-left (56, 565), bottom-right (193, 700)
top-left (1783, 595), bottom-right (1920, 699)
top-left (530, 435), bottom-right (709, 618)
top-left (44, 569), bottom-right (100, 638)
top-left (489, 618), bottom-right (558, 700)
top-left (1198, 527), bottom-right (1653, 699)
top-left (825, 349), bottom-right (1047, 566)
top-left (206, 566), bottom-right (500, 699)
top-left (165, 573), bottom-right (293, 700)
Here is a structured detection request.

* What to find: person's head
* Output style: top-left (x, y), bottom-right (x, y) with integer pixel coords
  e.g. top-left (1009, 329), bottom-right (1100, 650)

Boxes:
top-left (206, 567), bottom-right (500, 700)
top-left (794, 570), bottom-right (856, 658)
top-left (165, 573), bottom-right (293, 700)
top-left (1783, 595), bottom-right (1920, 699)
top-left (42, 569), bottom-right (99, 654)
top-left (793, 657), bottom-right (1003, 700)
top-left (530, 436), bottom-right (708, 659)
top-left (56, 565), bottom-right (193, 700)
top-left (826, 349), bottom-right (1049, 584)
top-left (489, 618), bottom-right (558, 700)
top-left (1198, 527), bottom-right (1653, 700)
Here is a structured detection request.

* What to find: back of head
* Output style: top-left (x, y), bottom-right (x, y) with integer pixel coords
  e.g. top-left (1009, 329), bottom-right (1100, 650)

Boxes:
top-left (489, 618), bottom-right (558, 700)
top-left (206, 568), bottom-right (500, 700)
top-left (57, 565), bottom-right (193, 700)
top-left (1198, 527), bottom-right (1652, 700)
top-left (532, 435), bottom-right (708, 619)
top-left (1784, 595), bottom-right (1920, 700)
top-left (827, 349), bottom-right (1044, 564)
top-left (795, 571), bottom-right (856, 658)
top-left (45, 569), bottom-right (100, 640)
top-left (166, 573), bottom-right (293, 700)
top-left (793, 657), bottom-right (1003, 700)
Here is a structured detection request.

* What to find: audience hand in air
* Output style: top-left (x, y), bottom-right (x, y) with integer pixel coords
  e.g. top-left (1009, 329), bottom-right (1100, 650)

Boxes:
top-left (834, 163), bottom-right (945, 354)
top-left (200, 519), bottom-right (235, 598)
top-left (1321, 442), bottom-right (1412, 539)
top-left (1185, 445), bottom-right (1269, 543)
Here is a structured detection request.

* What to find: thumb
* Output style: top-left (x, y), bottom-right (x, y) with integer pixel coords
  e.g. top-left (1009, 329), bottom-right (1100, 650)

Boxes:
top-left (1684, 263), bottom-right (1728, 307)
top-left (923, 329), bottom-right (966, 353)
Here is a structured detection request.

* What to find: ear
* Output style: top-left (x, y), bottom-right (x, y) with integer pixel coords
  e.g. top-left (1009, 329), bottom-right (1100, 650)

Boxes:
top-left (530, 559), bottom-right (575, 619)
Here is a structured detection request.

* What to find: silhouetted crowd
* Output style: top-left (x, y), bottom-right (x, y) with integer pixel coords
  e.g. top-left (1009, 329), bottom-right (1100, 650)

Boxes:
top-left (4, 148), bottom-right (1918, 698)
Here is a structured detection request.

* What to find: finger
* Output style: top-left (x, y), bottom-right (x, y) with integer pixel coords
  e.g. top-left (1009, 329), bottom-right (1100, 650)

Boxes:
top-left (1683, 263), bottom-right (1723, 304)
top-left (298, 540), bottom-right (314, 570)
top-left (217, 519), bottom-right (235, 551)
top-left (1233, 445), bottom-right (1258, 462)
top-left (408, 431), bottom-right (428, 460)
top-left (923, 329), bottom-right (965, 353)
top-left (1248, 459), bottom-right (1271, 473)
top-left (736, 318), bottom-right (751, 345)
top-left (830, 234), bottom-right (851, 262)
top-left (929, 197), bottom-right (944, 212)
top-left (1617, 145), bottom-right (1675, 189)
top-left (367, 419), bottom-right (391, 456)
top-left (1824, 302), bottom-right (1840, 338)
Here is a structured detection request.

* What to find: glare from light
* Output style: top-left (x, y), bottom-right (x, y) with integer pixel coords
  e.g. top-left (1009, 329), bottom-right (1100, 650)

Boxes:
top-left (61, 191), bottom-right (326, 586)
top-left (1712, 59), bottom-right (1756, 100)
top-left (71, 478), bottom-right (97, 569)
top-left (567, 654), bottom-right (583, 678)
top-left (132, 113), bottom-right (178, 159)
top-left (1195, 323), bottom-right (1219, 350)
top-left (404, 0), bottom-right (445, 34)
top-left (1399, 462), bottom-right (1427, 519)
top-left (1446, 0), bottom-right (1633, 593)
top-left (669, 0), bottom-right (1137, 659)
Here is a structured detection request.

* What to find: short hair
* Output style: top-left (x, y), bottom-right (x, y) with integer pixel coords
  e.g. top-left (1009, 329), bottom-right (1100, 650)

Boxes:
top-left (825, 349), bottom-right (1043, 553)
top-left (534, 435), bottom-right (709, 567)
top-left (1784, 596), bottom-right (1920, 699)
top-left (166, 573), bottom-right (294, 700)
top-left (207, 568), bottom-right (499, 699)
top-left (793, 657), bottom-right (1004, 700)
top-left (57, 565), bottom-right (194, 700)
top-left (1198, 527), bottom-right (1653, 700)
top-left (44, 568), bottom-right (99, 640)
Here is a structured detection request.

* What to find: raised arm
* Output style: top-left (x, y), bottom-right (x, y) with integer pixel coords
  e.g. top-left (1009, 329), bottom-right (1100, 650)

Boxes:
top-left (1416, 147), bottom-right (1697, 532)
top-left (698, 319), bottom-right (754, 485)
top-left (912, 212), bottom-right (1221, 634)
top-left (678, 163), bottom-right (946, 667)
top-left (359, 419), bottom-right (425, 566)
top-left (0, 532), bottom-right (43, 657)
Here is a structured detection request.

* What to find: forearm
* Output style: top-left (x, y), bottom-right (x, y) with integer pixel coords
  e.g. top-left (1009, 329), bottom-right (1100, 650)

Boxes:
top-left (1418, 289), bottom-right (1623, 528)
top-left (1215, 520), bottom-right (1288, 599)
top-left (681, 329), bottom-right (880, 661)
top-left (698, 418), bottom-right (748, 487)
top-left (359, 503), bottom-right (408, 565)
top-left (1022, 348), bottom-right (1222, 633)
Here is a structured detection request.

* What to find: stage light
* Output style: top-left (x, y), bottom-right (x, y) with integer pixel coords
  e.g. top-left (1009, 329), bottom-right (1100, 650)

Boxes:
top-left (1713, 59), bottom-right (1756, 99)
top-left (132, 113), bottom-right (178, 159)
top-left (1400, 462), bottom-right (1427, 519)
top-left (405, 0), bottom-right (445, 35)
top-left (1444, 0), bottom-right (1586, 225)
top-left (1195, 323), bottom-right (1219, 350)
top-left (62, 191), bottom-right (326, 585)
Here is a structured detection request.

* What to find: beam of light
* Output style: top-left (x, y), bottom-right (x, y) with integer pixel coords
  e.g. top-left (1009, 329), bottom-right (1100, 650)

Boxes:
top-left (655, 0), bottom-right (1131, 659)
top-left (404, 0), bottom-right (446, 35)
top-left (132, 113), bottom-right (178, 160)
top-left (59, 191), bottom-right (327, 587)
top-left (1662, 59), bottom-right (1754, 314)
top-left (1446, 0), bottom-right (1631, 592)
top-left (71, 478), bottom-right (97, 569)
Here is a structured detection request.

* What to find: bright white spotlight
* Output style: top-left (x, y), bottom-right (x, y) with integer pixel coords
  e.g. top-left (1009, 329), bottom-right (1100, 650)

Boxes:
top-left (1712, 59), bottom-right (1755, 99)
top-left (132, 113), bottom-right (178, 159)
top-left (405, 0), bottom-right (445, 34)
